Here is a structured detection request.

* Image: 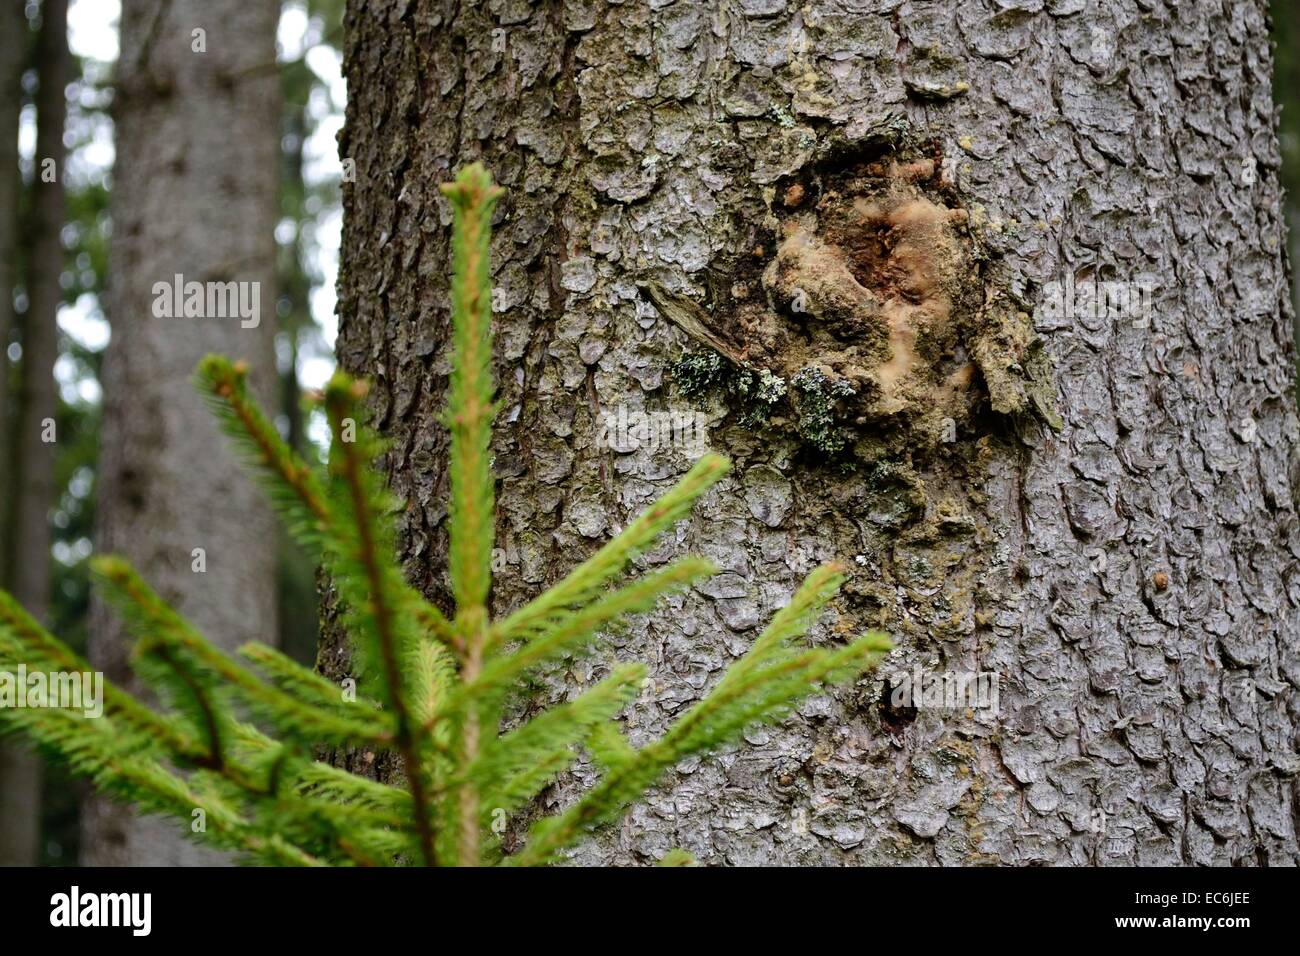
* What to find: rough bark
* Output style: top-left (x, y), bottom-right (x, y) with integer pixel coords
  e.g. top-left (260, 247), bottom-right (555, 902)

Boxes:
top-left (83, 0), bottom-right (281, 866)
top-left (335, 0), bottom-right (1299, 865)
top-left (0, 0), bottom-right (55, 870)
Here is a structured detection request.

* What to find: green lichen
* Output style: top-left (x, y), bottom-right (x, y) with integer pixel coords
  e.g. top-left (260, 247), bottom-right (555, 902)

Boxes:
top-left (670, 350), bottom-right (790, 430)
top-left (672, 350), bottom-right (862, 453)
top-left (768, 104), bottom-right (798, 129)
top-left (670, 350), bottom-right (728, 400)
top-left (790, 366), bottom-right (855, 456)
top-left (731, 367), bottom-right (788, 428)
top-left (753, 368), bottom-right (788, 405)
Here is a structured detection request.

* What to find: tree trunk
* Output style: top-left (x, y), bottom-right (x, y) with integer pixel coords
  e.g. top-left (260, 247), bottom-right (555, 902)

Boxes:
top-left (83, 0), bottom-right (281, 866)
top-left (0, 0), bottom-right (50, 870)
top-left (334, 0), bottom-right (1299, 865)
top-left (0, 0), bottom-right (26, 583)
top-left (0, 0), bottom-right (27, 867)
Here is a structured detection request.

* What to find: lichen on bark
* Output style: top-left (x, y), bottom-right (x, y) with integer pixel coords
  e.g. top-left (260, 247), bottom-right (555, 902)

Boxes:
top-left (668, 137), bottom-right (1059, 461)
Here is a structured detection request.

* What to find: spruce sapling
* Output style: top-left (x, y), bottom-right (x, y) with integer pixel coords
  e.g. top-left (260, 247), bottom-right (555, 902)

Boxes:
top-left (0, 163), bottom-right (891, 866)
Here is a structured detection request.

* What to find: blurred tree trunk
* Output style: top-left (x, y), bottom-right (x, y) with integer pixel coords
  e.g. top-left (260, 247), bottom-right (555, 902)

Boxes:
top-left (0, 0), bottom-right (41, 870)
top-left (333, 0), bottom-right (1299, 865)
top-left (0, 0), bottom-right (25, 573)
top-left (83, 0), bottom-right (282, 866)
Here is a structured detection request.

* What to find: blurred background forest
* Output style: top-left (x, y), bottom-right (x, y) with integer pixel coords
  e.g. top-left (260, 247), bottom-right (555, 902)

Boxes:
top-left (0, 0), bottom-right (1296, 865)
top-left (0, 0), bottom-right (343, 864)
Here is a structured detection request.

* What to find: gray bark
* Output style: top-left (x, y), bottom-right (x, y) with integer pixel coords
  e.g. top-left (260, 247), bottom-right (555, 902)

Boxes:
top-left (334, 0), bottom-right (1299, 865)
top-left (83, 0), bottom-right (281, 866)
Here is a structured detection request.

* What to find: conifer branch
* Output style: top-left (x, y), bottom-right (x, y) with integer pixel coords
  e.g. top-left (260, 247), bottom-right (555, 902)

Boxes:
top-left (0, 591), bottom-right (195, 754)
top-left (439, 163), bottom-right (503, 621)
top-left (0, 161), bottom-right (893, 868)
top-left (487, 454), bottom-right (729, 652)
top-left (466, 558), bottom-right (715, 698)
top-left (93, 557), bottom-right (396, 746)
top-left (439, 163), bottom-right (505, 866)
top-left (325, 377), bottom-right (437, 867)
top-left (196, 355), bottom-right (332, 524)
top-left (196, 354), bottom-right (457, 649)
